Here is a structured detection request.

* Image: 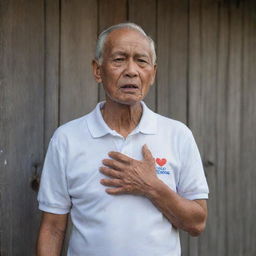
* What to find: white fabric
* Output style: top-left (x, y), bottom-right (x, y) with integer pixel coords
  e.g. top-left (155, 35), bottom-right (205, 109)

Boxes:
top-left (38, 101), bottom-right (209, 256)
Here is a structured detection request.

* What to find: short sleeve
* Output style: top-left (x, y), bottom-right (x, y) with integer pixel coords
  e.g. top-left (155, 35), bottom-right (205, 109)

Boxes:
top-left (37, 136), bottom-right (71, 214)
top-left (177, 130), bottom-right (209, 200)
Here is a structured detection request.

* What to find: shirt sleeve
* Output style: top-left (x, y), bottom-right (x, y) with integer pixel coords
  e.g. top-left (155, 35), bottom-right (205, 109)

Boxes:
top-left (37, 135), bottom-right (71, 214)
top-left (177, 129), bottom-right (209, 200)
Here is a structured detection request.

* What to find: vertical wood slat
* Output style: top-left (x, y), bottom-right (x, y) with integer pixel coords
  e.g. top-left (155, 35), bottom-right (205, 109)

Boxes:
top-left (242, 1), bottom-right (256, 255)
top-left (226, 2), bottom-right (243, 255)
top-left (128, 0), bottom-right (157, 111)
top-left (60, 0), bottom-right (98, 125)
top-left (157, 0), bottom-right (189, 254)
top-left (188, 0), bottom-right (219, 255)
top-left (198, 1), bottom-right (219, 255)
top-left (186, 1), bottom-right (202, 254)
top-left (0, 2), bottom-right (9, 254)
top-left (59, 1), bottom-right (98, 254)
top-left (157, 0), bottom-right (188, 123)
top-left (44, 0), bottom-right (60, 150)
top-left (214, 1), bottom-right (229, 255)
top-left (98, 0), bottom-right (127, 101)
top-left (0, 0), bottom-right (44, 255)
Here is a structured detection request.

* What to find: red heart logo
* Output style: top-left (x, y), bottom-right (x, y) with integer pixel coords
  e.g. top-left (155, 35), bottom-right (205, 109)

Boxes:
top-left (156, 158), bottom-right (167, 166)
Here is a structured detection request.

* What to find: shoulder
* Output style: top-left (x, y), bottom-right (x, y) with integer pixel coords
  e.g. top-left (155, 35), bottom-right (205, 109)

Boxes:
top-left (51, 114), bottom-right (90, 146)
top-left (155, 112), bottom-right (193, 139)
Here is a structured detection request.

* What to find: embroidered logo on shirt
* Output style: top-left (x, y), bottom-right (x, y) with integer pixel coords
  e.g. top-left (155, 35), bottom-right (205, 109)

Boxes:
top-left (155, 158), bottom-right (170, 175)
top-left (156, 158), bottom-right (167, 166)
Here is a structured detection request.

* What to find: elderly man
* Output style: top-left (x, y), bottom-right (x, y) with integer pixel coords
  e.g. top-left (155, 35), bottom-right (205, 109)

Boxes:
top-left (37, 23), bottom-right (209, 256)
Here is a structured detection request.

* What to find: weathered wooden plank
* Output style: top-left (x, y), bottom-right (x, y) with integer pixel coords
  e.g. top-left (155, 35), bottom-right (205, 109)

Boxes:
top-left (157, 0), bottom-right (188, 123)
top-left (213, 1), bottom-right (229, 255)
top-left (241, 0), bottom-right (256, 255)
top-left (186, 1), bottom-right (202, 254)
top-left (98, 0), bottom-right (127, 101)
top-left (0, 0), bottom-right (44, 255)
top-left (60, 0), bottom-right (98, 124)
top-left (44, 0), bottom-right (60, 150)
top-left (157, 0), bottom-right (189, 254)
top-left (188, 0), bottom-right (219, 255)
top-left (128, 0), bottom-right (157, 111)
top-left (225, 2), bottom-right (244, 255)
top-left (59, 1), bottom-right (98, 254)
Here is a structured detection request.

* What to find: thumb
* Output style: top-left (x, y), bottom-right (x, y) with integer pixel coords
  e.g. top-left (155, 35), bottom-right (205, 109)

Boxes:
top-left (142, 144), bottom-right (155, 163)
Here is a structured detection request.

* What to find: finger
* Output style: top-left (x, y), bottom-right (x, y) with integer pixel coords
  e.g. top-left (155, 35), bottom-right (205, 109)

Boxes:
top-left (102, 158), bottom-right (125, 171)
top-left (100, 178), bottom-right (123, 187)
top-left (105, 187), bottom-right (126, 195)
top-left (99, 166), bottom-right (124, 179)
top-left (108, 151), bottom-right (134, 163)
top-left (142, 144), bottom-right (155, 163)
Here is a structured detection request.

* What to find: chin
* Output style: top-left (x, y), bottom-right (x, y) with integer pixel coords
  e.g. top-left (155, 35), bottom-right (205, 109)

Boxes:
top-left (107, 95), bottom-right (144, 106)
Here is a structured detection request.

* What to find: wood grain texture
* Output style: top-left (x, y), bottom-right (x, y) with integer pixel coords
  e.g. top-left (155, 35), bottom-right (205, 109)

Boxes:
top-left (225, 2), bottom-right (243, 255)
top-left (98, 0), bottom-right (127, 101)
top-left (59, 1), bottom-right (98, 254)
top-left (214, 1), bottom-right (229, 255)
top-left (44, 0), bottom-right (60, 150)
top-left (188, 0), bottom-right (219, 255)
top-left (0, 0), bottom-right (44, 255)
top-left (157, 0), bottom-right (188, 123)
top-left (60, 0), bottom-right (98, 124)
top-left (186, 1), bottom-right (202, 254)
top-left (241, 0), bottom-right (256, 255)
top-left (128, 0), bottom-right (157, 111)
top-left (1, 1), bottom-right (256, 255)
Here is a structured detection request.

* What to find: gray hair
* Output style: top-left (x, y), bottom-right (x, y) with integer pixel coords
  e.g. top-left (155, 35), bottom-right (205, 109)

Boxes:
top-left (95, 22), bottom-right (156, 64)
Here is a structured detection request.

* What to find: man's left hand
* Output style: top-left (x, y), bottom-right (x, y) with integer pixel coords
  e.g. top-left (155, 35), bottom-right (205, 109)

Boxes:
top-left (100, 144), bottom-right (157, 196)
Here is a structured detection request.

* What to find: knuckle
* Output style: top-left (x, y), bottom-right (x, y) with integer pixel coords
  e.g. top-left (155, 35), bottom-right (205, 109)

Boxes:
top-left (117, 172), bottom-right (123, 179)
top-left (125, 185), bottom-right (132, 193)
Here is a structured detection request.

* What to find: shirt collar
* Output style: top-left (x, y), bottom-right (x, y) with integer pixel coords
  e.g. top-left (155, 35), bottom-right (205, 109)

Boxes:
top-left (86, 101), bottom-right (158, 138)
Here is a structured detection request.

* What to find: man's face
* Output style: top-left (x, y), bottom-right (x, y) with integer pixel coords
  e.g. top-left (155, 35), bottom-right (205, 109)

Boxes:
top-left (93, 28), bottom-right (156, 105)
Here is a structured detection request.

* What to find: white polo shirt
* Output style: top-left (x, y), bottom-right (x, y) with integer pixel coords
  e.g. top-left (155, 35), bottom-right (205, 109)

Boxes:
top-left (38, 101), bottom-right (209, 256)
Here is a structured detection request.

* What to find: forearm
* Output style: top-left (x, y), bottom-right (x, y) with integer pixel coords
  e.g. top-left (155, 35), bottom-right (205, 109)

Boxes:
top-left (37, 225), bottom-right (66, 256)
top-left (146, 179), bottom-right (207, 236)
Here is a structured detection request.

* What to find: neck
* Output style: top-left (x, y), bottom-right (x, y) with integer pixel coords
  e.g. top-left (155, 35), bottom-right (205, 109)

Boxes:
top-left (101, 100), bottom-right (143, 138)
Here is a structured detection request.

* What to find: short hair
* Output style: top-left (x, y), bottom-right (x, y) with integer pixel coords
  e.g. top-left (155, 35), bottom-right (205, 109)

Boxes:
top-left (95, 22), bottom-right (156, 64)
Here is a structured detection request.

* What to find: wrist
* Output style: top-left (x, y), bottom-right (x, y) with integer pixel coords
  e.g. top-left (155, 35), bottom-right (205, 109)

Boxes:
top-left (144, 178), bottom-right (166, 200)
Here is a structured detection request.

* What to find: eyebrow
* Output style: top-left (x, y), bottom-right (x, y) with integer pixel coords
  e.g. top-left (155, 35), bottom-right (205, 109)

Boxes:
top-left (111, 52), bottom-right (150, 59)
top-left (111, 51), bottom-right (127, 57)
top-left (135, 54), bottom-right (150, 59)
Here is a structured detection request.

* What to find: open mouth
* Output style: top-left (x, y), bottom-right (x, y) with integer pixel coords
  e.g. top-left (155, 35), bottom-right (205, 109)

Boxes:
top-left (120, 84), bottom-right (139, 89)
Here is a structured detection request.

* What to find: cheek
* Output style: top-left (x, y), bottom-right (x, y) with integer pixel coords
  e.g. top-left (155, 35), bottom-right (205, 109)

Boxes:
top-left (141, 73), bottom-right (155, 87)
top-left (103, 69), bottom-right (121, 83)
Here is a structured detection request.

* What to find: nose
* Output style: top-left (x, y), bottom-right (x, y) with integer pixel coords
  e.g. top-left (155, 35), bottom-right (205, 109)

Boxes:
top-left (124, 59), bottom-right (138, 78)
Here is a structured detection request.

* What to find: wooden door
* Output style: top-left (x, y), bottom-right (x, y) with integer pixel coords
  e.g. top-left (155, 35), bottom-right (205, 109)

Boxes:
top-left (1, 0), bottom-right (256, 255)
top-left (0, 1), bottom-right (44, 255)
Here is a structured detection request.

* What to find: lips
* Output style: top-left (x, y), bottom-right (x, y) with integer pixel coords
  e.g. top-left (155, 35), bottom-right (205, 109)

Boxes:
top-left (120, 84), bottom-right (139, 89)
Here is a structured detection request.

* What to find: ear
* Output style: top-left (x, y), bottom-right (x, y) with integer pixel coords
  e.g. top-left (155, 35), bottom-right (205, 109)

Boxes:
top-left (92, 59), bottom-right (102, 83)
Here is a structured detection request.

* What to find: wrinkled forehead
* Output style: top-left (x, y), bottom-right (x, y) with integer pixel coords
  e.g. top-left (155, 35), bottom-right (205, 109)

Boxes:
top-left (104, 28), bottom-right (152, 56)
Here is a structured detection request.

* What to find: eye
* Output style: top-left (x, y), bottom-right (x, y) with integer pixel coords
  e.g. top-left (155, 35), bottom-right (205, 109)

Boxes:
top-left (137, 59), bottom-right (148, 64)
top-left (113, 58), bottom-right (125, 62)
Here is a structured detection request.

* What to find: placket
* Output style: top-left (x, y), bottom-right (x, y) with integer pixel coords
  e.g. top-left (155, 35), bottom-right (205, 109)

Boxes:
top-left (111, 132), bottom-right (133, 157)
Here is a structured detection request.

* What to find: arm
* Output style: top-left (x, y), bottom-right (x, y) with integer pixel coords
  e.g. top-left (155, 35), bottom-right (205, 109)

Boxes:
top-left (37, 212), bottom-right (68, 256)
top-left (146, 179), bottom-right (207, 236)
top-left (100, 145), bottom-right (207, 236)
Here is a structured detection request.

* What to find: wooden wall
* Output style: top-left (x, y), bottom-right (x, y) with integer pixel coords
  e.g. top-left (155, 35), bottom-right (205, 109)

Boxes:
top-left (0, 0), bottom-right (256, 255)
